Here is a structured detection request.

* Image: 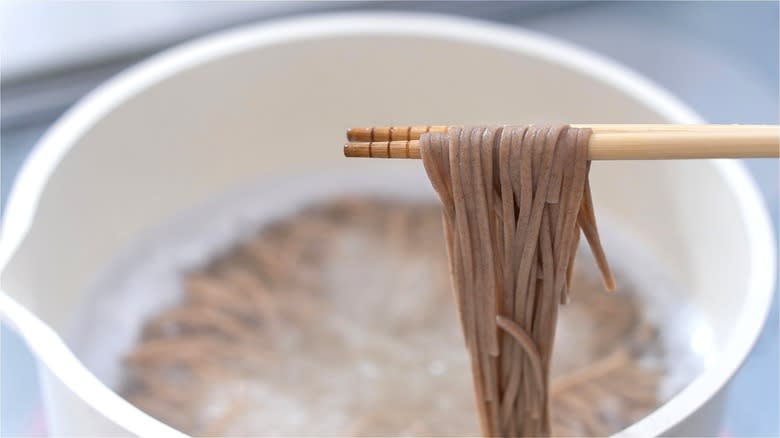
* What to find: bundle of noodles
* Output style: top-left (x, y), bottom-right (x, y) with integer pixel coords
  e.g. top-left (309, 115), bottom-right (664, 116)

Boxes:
top-left (420, 125), bottom-right (616, 437)
top-left (121, 200), bottom-right (662, 436)
top-left (121, 200), bottom-right (462, 436)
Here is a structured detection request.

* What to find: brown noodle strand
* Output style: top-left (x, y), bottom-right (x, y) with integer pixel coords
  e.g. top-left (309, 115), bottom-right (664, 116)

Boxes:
top-left (121, 192), bottom-right (664, 436)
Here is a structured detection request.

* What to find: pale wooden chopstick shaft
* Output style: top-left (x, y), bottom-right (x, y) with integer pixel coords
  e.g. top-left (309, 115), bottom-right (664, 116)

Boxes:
top-left (346, 124), bottom-right (779, 142)
top-left (344, 125), bottom-right (779, 160)
top-left (589, 132), bottom-right (778, 159)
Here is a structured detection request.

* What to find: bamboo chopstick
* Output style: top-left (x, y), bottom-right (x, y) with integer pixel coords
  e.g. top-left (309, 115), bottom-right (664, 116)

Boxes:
top-left (343, 125), bottom-right (779, 160)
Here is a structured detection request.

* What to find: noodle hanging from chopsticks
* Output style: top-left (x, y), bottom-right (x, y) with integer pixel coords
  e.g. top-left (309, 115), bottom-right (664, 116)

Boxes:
top-left (420, 125), bottom-right (615, 437)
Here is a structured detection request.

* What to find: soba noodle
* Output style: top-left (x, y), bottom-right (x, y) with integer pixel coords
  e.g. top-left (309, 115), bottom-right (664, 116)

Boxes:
top-left (420, 125), bottom-right (615, 437)
top-left (121, 197), bottom-right (663, 436)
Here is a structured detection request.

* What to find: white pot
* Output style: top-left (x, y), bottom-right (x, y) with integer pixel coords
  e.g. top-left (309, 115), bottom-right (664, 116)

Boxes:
top-left (0, 13), bottom-right (774, 437)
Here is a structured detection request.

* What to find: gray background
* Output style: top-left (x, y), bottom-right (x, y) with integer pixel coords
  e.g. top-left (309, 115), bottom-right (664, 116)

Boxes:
top-left (1, 2), bottom-right (777, 436)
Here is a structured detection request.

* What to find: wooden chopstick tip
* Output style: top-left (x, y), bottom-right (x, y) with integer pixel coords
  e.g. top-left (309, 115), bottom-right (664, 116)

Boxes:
top-left (347, 128), bottom-right (373, 142)
top-left (344, 142), bottom-right (370, 158)
top-left (343, 142), bottom-right (357, 157)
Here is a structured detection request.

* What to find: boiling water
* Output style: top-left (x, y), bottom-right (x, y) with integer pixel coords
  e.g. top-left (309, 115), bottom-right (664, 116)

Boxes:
top-left (68, 167), bottom-right (711, 436)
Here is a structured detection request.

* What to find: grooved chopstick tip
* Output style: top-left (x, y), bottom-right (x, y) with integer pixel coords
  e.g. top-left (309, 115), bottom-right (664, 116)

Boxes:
top-left (344, 142), bottom-right (368, 158)
top-left (347, 128), bottom-right (371, 142)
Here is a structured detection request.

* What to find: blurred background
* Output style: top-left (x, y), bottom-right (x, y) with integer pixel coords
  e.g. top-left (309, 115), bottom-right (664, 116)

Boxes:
top-left (1, 1), bottom-right (777, 436)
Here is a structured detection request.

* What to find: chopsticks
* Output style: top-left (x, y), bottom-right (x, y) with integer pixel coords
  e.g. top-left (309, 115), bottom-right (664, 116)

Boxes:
top-left (343, 125), bottom-right (779, 160)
